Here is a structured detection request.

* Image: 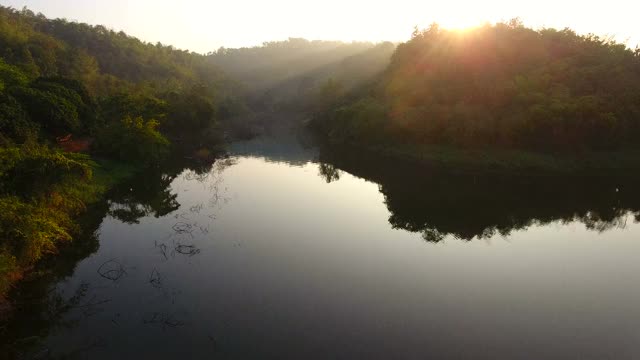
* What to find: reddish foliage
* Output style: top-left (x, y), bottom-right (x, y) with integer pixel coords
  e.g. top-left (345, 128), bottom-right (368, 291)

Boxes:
top-left (56, 134), bottom-right (93, 153)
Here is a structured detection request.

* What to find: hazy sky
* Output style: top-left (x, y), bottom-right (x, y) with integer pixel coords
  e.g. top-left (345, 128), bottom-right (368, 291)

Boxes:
top-left (3, 0), bottom-right (638, 53)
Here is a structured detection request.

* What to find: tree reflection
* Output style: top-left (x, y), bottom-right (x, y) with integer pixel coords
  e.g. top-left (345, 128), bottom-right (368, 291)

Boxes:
top-left (318, 163), bottom-right (341, 183)
top-left (106, 156), bottom-right (224, 224)
top-left (320, 147), bottom-right (640, 242)
top-left (0, 155), bottom-right (228, 356)
top-left (107, 172), bottom-right (179, 224)
top-left (0, 201), bottom-right (105, 357)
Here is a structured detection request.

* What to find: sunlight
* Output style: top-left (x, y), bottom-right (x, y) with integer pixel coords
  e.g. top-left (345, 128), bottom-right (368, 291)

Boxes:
top-left (425, 12), bottom-right (492, 32)
top-left (410, 1), bottom-right (500, 31)
top-left (3, 1), bottom-right (640, 358)
top-left (2, 0), bottom-right (638, 50)
top-left (441, 18), bottom-right (489, 31)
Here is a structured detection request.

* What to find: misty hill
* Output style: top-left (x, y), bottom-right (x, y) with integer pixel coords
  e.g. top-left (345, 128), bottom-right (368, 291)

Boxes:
top-left (208, 38), bottom-right (395, 109)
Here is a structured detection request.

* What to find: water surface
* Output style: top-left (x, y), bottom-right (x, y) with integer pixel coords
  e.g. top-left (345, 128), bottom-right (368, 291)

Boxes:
top-left (4, 138), bottom-right (640, 359)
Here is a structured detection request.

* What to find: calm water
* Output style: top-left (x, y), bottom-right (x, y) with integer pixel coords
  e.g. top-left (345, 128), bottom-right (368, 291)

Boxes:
top-left (4, 137), bottom-right (640, 359)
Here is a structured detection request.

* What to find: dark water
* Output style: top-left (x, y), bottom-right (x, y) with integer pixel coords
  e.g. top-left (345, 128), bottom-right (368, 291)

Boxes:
top-left (4, 137), bottom-right (640, 359)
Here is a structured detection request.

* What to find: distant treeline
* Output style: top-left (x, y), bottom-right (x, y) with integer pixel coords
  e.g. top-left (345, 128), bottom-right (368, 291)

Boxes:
top-left (0, 6), bottom-right (245, 302)
top-left (208, 38), bottom-right (395, 110)
top-left (311, 20), bottom-right (640, 153)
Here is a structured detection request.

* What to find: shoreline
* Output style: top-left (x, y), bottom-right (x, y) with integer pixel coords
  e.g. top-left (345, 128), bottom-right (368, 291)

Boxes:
top-left (320, 140), bottom-right (640, 177)
top-left (0, 159), bottom-right (137, 321)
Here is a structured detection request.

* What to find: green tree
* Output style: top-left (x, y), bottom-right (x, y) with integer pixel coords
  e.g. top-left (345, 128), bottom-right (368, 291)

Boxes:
top-left (94, 115), bottom-right (169, 166)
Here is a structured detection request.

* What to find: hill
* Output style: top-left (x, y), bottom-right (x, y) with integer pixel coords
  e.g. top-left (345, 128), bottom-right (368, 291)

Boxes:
top-left (312, 20), bottom-right (640, 156)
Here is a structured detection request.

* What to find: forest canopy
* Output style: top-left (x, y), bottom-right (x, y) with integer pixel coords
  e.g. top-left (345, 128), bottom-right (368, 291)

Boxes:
top-left (312, 20), bottom-right (640, 152)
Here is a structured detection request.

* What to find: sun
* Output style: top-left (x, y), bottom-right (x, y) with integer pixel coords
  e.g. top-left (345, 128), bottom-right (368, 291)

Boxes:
top-left (431, 16), bottom-right (490, 32)
top-left (407, 2), bottom-right (500, 34)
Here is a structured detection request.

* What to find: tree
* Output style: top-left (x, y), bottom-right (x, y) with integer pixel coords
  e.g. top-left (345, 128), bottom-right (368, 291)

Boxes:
top-left (94, 115), bottom-right (169, 166)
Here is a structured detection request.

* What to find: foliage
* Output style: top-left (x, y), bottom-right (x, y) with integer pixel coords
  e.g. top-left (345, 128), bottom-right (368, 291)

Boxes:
top-left (0, 5), bottom-right (243, 305)
top-left (163, 85), bottom-right (217, 140)
top-left (0, 60), bottom-right (98, 138)
top-left (32, 77), bottom-right (98, 132)
top-left (313, 21), bottom-right (640, 152)
top-left (0, 6), bottom-right (238, 98)
top-left (99, 92), bottom-right (167, 123)
top-left (0, 197), bottom-right (72, 267)
top-left (0, 5), bottom-right (242, 144)
top-left (0, 58), bottom-right (28, 88)
top-left (94, 116), bottom-right (169, 166)
top-left (315, 96), bottom-right (388, 143)
top-left (0, 144), bottom-right (95, 297)
top-left (11, 86), bottom-right (80, 134)
top-left (0, 92), bottom-right (34, 144)
top-left (0, 143), bottom-right (92, 198)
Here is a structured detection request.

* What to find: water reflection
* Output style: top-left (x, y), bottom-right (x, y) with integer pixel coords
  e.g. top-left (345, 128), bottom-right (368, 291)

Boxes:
top-left (107, 156), bottom-right (231, 225)
top-left (318, 162), bottom-right (341, 183)
top-left (4, 140), bottom-right (640, 359)
top-left (227, 131), bottom-right (318, 167)
top-left (0, 204), bottom-right (105, 358)
top-left (0, 156), bottom-right (226, 358)
top-left (319, 147), bottom-right (640, 242)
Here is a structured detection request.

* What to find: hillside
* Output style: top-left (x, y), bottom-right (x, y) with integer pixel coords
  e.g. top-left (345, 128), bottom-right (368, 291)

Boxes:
top-left (312, 20), bottom-right (640, 154)
top-left (208, 38), bottom-right (395, 110)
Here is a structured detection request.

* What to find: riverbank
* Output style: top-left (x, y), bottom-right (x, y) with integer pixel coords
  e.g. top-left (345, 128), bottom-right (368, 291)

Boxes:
top-left (0, 159), bottom-right (137, 320)
top-left (321, 140), bottom-right (640, 176)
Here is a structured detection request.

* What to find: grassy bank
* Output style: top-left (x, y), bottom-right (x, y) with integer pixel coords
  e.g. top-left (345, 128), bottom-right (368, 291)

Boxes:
top-left (0, 159), bottom-right (136, 318)
top-left (92, 159), bottom-right (138, 190)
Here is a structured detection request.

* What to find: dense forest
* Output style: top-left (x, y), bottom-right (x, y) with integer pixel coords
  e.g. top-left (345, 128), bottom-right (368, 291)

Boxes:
top-left (311, 20), bottom-right (640, 156)
top-left (0, 6), bottom-right (246, 307)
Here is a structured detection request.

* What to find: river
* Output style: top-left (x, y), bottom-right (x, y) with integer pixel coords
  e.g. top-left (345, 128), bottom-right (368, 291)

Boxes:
top-left (3, 135), bottom-right (640, 359)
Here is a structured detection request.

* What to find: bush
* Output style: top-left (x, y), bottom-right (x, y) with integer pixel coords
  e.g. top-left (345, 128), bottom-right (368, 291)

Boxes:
top-left (0, 143), bottom-right (93, 199)
top-left (0, 144), bottom-right (95, 297)
top-left (94, 115), bottom-right (169, 166)
top-left (10, 86), bottom-right (80, 135)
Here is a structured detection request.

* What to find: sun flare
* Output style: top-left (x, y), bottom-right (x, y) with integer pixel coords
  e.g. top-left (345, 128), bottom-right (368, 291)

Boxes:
top-left (432, 17), bottom-right (490, 32)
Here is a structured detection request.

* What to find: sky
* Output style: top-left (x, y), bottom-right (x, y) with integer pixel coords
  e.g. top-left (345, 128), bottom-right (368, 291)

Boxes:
top-left (3, 0), bottom-right (639, 53)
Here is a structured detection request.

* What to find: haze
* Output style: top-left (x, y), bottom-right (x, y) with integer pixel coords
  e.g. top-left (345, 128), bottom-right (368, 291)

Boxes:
top-left (4, 0), bottom-right (640, 358)
top-left (3, 0), bottom-right (639, 52)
